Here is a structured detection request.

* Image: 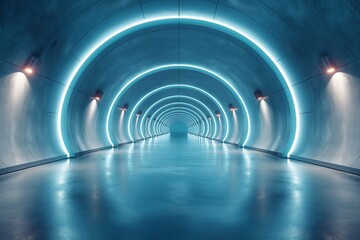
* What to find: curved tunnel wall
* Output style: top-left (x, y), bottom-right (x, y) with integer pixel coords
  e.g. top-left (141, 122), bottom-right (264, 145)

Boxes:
top-left (61, 21), bottom-right (294, 155)
top-left (0, 0), bottom-right (360, 174)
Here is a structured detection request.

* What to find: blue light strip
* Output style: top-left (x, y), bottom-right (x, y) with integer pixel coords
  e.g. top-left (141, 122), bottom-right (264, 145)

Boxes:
top-left (126, 84), bottom-right (229, 143)
top-left (157, 113), bottom-right (205, 136)
top-left (159, 109), bottom-right (207, 136)
top-left (161, 114), bottom-right (196, 127)
top-left (153, 111), bottom-right (201, 137)
top-left (153, 113), bottom-right (195, 135)
top-left (162, 114), bottom-right (195, 128)
top-left (152, 112), bottom-right (196, 136)
top-left (105, 64), bottom-right (241, 147)
top-left (152, 106), bottom-right (208, 137)
top-left (58, 16), bottom-right (299, 157)
top-left (142, 102), bottom-right (210, 138)
top-left (139, 95), bottom-right (217, 139)
top-left (155, 112), bottom-right (199, 136)
top-left (159, 114), bottom-right (198, 134)
top-left (146, 106), bottom-right (206, 139)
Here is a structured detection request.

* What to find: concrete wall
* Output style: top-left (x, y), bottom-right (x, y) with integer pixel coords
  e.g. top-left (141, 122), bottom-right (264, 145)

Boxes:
top-left (0, 0), bottom-right (359, 174)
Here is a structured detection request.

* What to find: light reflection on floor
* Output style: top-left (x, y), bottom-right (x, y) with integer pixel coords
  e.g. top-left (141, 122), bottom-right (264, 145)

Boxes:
top-left (0, 133), bottom-right (359, 239)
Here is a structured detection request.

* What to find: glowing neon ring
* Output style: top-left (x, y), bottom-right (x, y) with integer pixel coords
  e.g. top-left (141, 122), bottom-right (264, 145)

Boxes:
top-left (58, 17), bottom-right (299, 157)
top-left (140, 95), bottom-right (217, 139)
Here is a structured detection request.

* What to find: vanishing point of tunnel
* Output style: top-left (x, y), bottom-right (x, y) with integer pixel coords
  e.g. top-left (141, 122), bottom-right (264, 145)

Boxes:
top-left (1, 1), bottom-right (360, 239)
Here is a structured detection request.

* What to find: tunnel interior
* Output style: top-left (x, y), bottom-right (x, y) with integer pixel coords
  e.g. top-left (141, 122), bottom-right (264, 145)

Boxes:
top-left (1, 0), bottom-right (360, 239)
top-left (2, 1), bottom-right (360, 173)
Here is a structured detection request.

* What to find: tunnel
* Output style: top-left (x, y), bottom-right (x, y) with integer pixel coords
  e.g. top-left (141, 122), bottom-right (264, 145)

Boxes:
top-left (1, 1), bottom-right (360, 239)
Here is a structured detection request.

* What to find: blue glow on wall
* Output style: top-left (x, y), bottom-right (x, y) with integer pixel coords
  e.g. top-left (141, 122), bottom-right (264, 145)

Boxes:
top-left (58, 16), bottom-right (299, 157)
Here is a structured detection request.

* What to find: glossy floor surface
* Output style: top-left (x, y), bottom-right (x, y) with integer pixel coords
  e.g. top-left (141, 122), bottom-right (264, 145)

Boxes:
top-left (1, 134), bottom-right (360, 240)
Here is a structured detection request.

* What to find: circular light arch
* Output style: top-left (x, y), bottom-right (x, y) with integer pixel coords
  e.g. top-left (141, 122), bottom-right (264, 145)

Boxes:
top-left (139, 95), bottom-right (218, 140)
top-left (158, 113), bottom-right (199, 135)
top-left (151, 113), bottom-right (197, 136)
top-left (155, 112), bottom-right (201, 136)
top-left (157, 112), bottom-right (202, 135)
top-left (151, 108), bottom-right (206, 137)
top-left (125, 84), bottom-right (229, 143)
top-left (58, 16), bottom-right (299, 157)
top-left (150, 105), bottom-right (209, 137)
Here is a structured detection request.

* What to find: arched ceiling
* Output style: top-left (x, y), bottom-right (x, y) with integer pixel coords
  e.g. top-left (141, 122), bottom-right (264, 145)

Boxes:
top-left (1, 0), bottom-right (360, 174)
top-left (59, 18), bottom-right (296, 157)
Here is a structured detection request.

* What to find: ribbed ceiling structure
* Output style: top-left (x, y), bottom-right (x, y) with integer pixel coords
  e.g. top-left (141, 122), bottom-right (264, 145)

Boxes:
top-left (0, 0), bottom-right (360, 174)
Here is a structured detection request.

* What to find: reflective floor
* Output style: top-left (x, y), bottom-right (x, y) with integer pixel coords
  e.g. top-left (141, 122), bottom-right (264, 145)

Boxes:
top-left (1, 134), bottom-right (360, 239)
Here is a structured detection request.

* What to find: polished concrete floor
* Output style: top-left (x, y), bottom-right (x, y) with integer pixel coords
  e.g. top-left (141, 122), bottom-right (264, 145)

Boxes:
top-left (1, 134), bottom-right (360, 239)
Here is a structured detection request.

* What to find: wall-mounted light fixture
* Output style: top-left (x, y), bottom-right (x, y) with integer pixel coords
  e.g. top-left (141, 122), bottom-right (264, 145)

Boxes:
top-left (23, 55), bottom-right (42, 75)
top-left (253, 90), bottom-right (265, 101)
top-left (147, 115), bottom-right (151, 119)
top-left (228, 104), bottom-right (238, 111)
top-left (318, 54), bottom-right (336, 74)
top-left (215, 111), bottom-right (221, 117)
top-left (136, 111), bottom-right (142, 117)
top-left (207, 115), bottom-right (211, 120)
top-left (120, 104), bottom-right (128, 111)
top-left (94, 89), bottom-right (104, 101)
